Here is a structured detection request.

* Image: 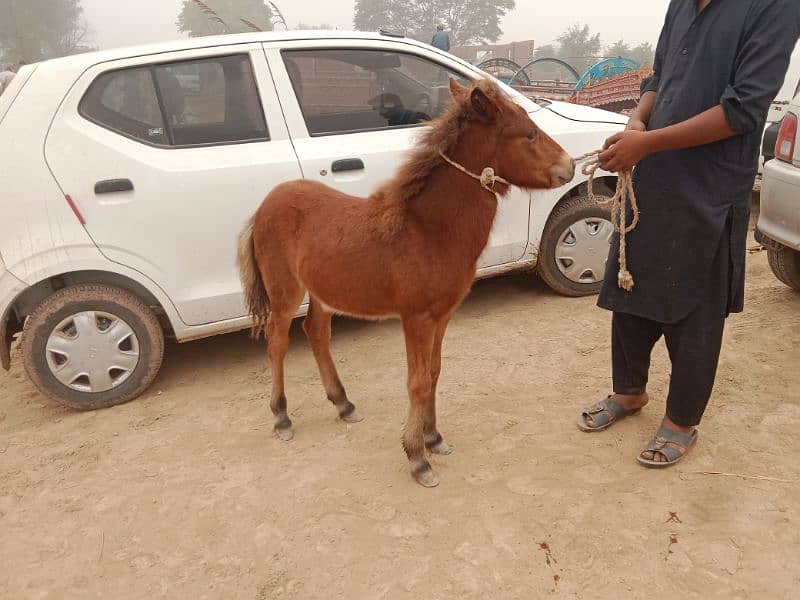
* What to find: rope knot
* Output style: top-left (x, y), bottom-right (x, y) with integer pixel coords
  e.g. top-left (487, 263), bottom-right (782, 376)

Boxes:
top-left (574, 151), bottom-right (640, 292)
top-left (439, 151), bottom-right (510, 194)
top-left (480, 167), bottom-right (497, 190)
top-left (618, 269), bottom-right (635, 292)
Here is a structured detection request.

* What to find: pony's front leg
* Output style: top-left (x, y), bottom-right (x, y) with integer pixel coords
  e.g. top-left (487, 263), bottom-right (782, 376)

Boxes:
top-left (401, 315), bottom-right (438, 487)
top-left (424, 316), bottom-right (453, 456)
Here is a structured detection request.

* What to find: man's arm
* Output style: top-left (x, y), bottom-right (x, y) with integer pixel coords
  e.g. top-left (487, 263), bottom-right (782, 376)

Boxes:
top-left (601, 0), bottom-right (800, 172)
top-left (599, 106), bottom-right (736, 172)
top-left (627, 91), bottom-right (657, 132)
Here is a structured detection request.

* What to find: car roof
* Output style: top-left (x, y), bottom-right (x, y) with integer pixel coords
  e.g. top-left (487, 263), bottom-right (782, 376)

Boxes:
top-left (38, 30), bottom-right (425, 69)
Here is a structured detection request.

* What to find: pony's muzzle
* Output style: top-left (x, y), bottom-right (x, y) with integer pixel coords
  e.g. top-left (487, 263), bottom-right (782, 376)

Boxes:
top-left (551, 155), bottom-right (576, 187)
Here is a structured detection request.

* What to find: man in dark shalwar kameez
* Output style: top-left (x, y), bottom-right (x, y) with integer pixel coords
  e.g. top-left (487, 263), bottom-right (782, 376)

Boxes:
top-left (578, 0), bottom-right (800, 467)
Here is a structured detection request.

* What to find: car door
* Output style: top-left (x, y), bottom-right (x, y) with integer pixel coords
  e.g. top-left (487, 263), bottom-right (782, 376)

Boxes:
top-left (45, 44), bottom-right (303, 326)
top-left (265, 40), bottom-right (530, 268)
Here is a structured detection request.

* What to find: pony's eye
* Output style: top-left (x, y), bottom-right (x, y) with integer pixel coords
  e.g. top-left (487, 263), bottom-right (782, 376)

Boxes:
top-left (527, 130), bottom-right (538, 141)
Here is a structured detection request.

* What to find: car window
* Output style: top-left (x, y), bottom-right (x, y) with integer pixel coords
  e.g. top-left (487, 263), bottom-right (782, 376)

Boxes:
top-left (282, 49), bottom-right (469, 136)
top-left (154, 55), bottom-right (268, 146)
top-left (80, 67), bottom-right (168, 145)
top-left (80, 54), bottom-right (268, 147)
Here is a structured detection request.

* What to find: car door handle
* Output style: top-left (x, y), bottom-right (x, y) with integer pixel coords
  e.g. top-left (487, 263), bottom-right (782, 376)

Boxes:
top-left (95, 179), bottom-right (134, 194)
top-left (331, 159), bottom-right (365, 173)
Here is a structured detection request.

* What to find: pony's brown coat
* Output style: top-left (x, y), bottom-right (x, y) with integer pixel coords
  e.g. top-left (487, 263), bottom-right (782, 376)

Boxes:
top-left (239, 78), bottom-right (574, 486)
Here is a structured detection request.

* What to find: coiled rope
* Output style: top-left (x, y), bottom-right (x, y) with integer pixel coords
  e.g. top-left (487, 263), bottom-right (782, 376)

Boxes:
top-left (574, 152), bottom-right (639, 291)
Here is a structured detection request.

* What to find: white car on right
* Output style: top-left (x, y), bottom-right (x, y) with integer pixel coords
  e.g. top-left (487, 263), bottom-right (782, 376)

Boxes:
top-left (758, 88), bottom-right (800, 290)
top-left (759, 44), bottom-right (799, 172)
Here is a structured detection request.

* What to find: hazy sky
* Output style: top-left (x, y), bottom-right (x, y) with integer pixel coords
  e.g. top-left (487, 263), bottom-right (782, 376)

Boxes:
top-left (81, 0), bottom-right (798, 98)
top-left (81, 0), bottom-right (671, 49)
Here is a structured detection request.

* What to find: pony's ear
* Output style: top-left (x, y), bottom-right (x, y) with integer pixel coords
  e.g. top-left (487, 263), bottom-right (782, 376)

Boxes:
top-left (449, 77), bottom-right (469, 102)
top-left (470, 86), bottom-right (497, 122)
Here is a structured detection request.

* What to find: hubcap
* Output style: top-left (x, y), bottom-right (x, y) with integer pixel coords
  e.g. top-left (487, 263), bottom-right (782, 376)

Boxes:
top-left (45, 311), bottom-right (140, 393)
top-left (555, 217), bottom-right (614, 284)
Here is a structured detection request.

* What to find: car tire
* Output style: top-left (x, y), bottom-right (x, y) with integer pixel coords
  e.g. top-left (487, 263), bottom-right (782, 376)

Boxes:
top-left (538, 194), bottom-right (613, 297)
top-left (20, 284), bottom-right (165, 410)
top-left (767, 246), bottom-right (800, 291)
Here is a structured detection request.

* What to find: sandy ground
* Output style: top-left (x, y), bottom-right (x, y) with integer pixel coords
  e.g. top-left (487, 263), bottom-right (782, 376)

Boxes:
top-left (1, 223), bottom-right (799, 600)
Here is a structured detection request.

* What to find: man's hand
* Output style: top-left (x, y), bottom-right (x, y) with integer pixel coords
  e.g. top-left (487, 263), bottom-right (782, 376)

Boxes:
top-left (599, 105), bottom-right (739, 172)
top-left (599, 130), bottom-right (654, 172)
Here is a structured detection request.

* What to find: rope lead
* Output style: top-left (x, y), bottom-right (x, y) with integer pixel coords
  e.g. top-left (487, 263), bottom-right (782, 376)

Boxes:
top-left (574, 152), bottom-right (639, 292)
top-left (440, 149), bottom-right (639, 292)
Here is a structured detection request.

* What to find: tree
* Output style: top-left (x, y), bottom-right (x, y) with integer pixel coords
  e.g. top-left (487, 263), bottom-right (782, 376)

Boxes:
top-left (354, 0), bottom-right (515, 47)
top-left (556, 24), bottom-right (601, 75)
top-left (0, 0), bottom-right (92, 63)
top-left (604, 40), bottom-right (654, 67)
top-left (533, 44), bottom-right (558, 60)
top-left (354, 0), bottom-right (409, 34)
top-left (604, 39), bottom-right (631, 59)
top-left (177, 0), bottom-right (273, 37)
top-left (630, 42), bottom-right (655, 68)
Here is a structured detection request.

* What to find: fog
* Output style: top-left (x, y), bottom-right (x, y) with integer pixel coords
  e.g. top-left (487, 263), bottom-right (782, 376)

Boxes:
top-left (79, 0), bottom-right (799, 99)
top-left (80, 0), bottom-right (671, 49)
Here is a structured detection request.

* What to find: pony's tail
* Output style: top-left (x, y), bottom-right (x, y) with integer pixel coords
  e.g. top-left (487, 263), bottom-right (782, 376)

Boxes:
top-left (237, 217), bottom-right (270, 337)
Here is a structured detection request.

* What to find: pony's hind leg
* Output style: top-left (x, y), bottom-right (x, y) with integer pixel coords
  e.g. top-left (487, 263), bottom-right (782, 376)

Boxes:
top-left (267, 309), bottom-right (296, 440)
top-left (303, 298), bottom-right (361, 423)
top-left (401, 315), bottom-right (438, 487)
top-left (425, 316), bottom-right (453, 456)
top-left (264, 272), bottom-right (305, 442)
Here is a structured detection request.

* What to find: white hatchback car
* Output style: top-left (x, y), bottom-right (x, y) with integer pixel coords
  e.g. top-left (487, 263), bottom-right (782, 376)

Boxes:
top-left (0, 31), bottom-right (624, 409)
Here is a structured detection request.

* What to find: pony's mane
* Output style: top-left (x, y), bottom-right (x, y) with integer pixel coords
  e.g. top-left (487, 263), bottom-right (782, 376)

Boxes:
top-left (363, 79), bottom-right (506, 240)
top-left (389, 78), bottom-right (505, 202)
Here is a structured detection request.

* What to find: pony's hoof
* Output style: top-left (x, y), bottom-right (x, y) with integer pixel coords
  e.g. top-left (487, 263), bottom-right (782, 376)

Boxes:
top-left (428, 440), bottom-right (453, 455)
top-left (415, 469), bottom-right (440, 488)
top-left (411, 462), bottom-right (440, 488)
top-left (340, 409), bottom-right (364, 424)
top-left (274, 427), bottom-right (294, 441)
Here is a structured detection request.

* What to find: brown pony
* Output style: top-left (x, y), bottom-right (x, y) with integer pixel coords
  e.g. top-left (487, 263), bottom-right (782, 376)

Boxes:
top-left (238, 78), bottom-right (574, 487)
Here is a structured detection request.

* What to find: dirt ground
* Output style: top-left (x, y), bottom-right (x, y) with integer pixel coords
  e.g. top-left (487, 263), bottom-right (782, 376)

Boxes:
top-left (1, 219), bottom-right (799, 600)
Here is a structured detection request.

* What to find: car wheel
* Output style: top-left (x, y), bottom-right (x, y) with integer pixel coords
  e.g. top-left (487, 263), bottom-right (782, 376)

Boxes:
top-left (538, 194), bottom-right (613, 297)
top-left (21, 284), bottom-right (164, 410)
top-left (767, 246), bottom-right (800, 291)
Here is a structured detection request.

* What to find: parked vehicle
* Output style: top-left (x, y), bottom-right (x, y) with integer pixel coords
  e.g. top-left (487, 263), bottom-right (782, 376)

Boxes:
top-left (760, 45), bottom-right (799, 173)
top-left (757, 87), bottom-right (800, 291)
top-left (0, 31), bottom-right (624, 409)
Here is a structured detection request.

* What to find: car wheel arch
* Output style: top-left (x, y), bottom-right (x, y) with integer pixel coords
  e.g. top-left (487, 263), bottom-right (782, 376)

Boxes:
top-left (6, 269), bottom-right (174, 343)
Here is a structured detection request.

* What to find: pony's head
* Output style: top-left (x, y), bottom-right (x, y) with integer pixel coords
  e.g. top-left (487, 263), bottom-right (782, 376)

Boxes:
top-left (446, 78), bottom-right (575, 191)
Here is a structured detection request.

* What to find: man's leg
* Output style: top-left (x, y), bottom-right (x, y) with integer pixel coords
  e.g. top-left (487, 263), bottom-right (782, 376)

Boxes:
top-left (612, 311), bottom-right (663, 398)
top-left (583, 312), bottom-right (662, 428)
top-left (663, 308), bottom-right (726, 426)
top-left (641, 223), bottom-right (732, 462)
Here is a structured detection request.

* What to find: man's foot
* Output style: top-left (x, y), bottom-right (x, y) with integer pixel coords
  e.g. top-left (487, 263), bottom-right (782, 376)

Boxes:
top-left (639, 416), bottom-right (696, 464)
top-left (577, 393), bottom-right (649, 432)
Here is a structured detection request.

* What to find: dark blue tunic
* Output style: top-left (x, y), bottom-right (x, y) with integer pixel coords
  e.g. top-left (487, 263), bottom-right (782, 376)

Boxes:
top-left (598, 0), bottom-right (800, 323)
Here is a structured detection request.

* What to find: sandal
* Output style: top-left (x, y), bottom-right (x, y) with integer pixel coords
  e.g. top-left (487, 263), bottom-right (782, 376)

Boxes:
top-left (577, 396), bottom-right (643, 432)
top-left (637, 427), bottom-right (698, 468)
